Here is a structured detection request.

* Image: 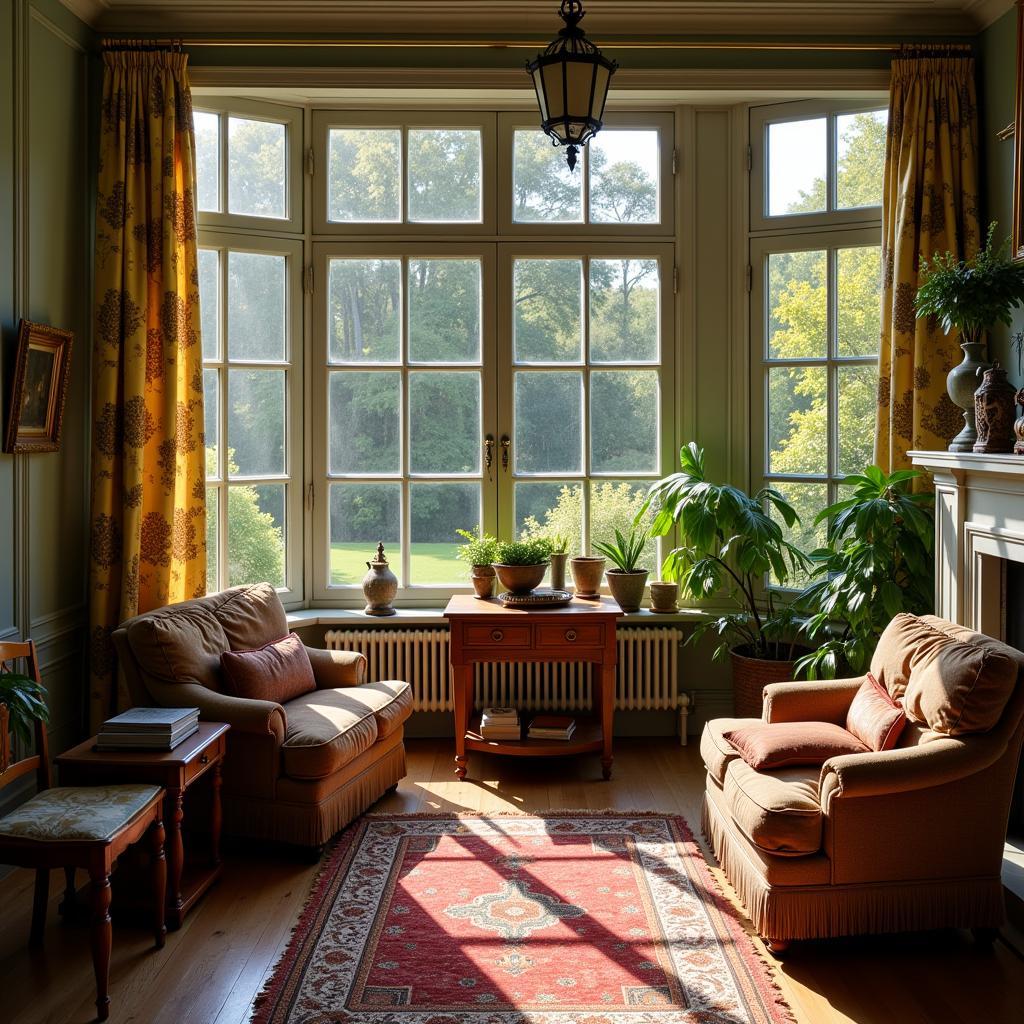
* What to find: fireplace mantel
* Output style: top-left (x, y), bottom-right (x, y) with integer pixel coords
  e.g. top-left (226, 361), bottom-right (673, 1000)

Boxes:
top-left (910, 450), bottom-right (1024, 636)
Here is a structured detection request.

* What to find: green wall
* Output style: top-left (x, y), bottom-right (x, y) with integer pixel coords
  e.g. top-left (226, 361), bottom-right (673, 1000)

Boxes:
top-left (0, 0), bottom-right (94, 784)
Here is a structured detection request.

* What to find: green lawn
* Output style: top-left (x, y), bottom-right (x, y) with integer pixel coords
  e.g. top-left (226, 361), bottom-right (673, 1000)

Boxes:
top-left (331, 542), bottom-right (463, 585)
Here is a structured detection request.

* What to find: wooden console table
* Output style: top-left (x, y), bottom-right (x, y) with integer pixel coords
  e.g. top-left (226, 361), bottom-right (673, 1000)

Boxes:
top-left (444, 595), bottom-right (621, 781)
top-left (57, 721), bottom-right (229, 929)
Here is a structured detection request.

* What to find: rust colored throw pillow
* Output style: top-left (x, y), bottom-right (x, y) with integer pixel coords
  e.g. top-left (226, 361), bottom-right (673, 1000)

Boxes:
top-left (846, 672), bottom-right (906, 751)
top-left (220, 632), bottom-right (316, 704)
top-left (722, 721), bottom-right (869, 771)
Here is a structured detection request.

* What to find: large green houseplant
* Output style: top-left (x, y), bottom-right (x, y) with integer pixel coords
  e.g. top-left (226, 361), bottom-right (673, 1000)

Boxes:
top-left (795, 466), bottom-right (934, 679)
top-left (0, 669), bottom-right (49, 746)
top-left (639, 443), bottom-right (810, 716)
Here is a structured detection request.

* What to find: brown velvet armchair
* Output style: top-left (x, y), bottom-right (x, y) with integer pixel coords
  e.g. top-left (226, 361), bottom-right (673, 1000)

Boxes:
top-left (701, 614), bottom-right (1024, 952)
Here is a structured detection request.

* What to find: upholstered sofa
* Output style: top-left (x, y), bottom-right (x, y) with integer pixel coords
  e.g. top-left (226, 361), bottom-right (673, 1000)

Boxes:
top-left (112, 583), bottom-right (412, 848)
top-left (701, 613), bottom-right (1024, 951)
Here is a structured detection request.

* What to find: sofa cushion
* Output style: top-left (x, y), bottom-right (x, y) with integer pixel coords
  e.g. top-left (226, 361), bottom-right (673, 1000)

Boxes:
top-left (215, 582), bottom-right (290, 652)
top-left (846, 673), bottom-right (906, 751)
top-left (282, 688), bottom-right (381, 780)
top-left (350, 681), bottom-right (413, 739)
top-left (125, 605), bottom-right (229, 691)
top-left (723, 760), bottom-right (823, 855)
top-left (869, 612), bottom-right (936, 699)
top-left (221, 633), bottom-right (316, 704)
top-left (722, 721), bottom-right (869, 770)
top-left (701, 718), bottom-right (758, 785)
top-left (901, 619), bottom-right (1018, 736)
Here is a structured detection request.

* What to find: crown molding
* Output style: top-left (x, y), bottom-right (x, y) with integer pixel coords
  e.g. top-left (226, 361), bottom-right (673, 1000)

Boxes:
top-left (59, 0), bottom-right (1002, 36)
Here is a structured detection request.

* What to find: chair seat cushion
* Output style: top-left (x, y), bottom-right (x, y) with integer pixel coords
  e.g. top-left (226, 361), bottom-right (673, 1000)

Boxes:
top-left (700, 717), bottom-right (759, 785)
top-left (281, 681), bottom-right (412, 780)
top-left (722, 720), bottom-right (868, 770)
top-left (0, 785), bottom-right (162, 842)
top-left (723, 760), bottom-right (822, 856)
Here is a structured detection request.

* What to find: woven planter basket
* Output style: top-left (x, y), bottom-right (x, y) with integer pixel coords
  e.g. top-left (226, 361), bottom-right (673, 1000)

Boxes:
top-left (729, 645), bottom-right (806, 719)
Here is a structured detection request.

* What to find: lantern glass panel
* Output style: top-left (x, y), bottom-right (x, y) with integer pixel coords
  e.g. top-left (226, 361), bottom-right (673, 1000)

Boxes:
top-left (590, 65), bottom-right (612, 120)
top-left (564, 62), bottom-right (596, 117)
top-left (541, 63), bottom-right (567, 123)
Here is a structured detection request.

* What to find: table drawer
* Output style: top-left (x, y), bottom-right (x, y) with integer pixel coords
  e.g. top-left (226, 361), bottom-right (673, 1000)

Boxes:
top-left (463, 624), bottom-right (533, 648)
top-left (183, 734), bottom-right (225, 786)
top-left (537, 624), bottom-right (604, 648)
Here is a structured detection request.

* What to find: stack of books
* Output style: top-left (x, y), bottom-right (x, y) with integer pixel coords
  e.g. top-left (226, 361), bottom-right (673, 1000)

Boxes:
top-left (479, 707), bottom-right (521, 740)
top-left (527, 715), bottom-right (576, 741)
top-left (96, 707), bottom-right (200, 751)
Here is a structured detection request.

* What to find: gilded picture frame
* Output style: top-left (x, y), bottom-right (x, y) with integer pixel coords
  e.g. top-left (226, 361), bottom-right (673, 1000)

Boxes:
top-left (1014, 0), bottom-right (1024, 261)
top-left (3, 319), bottom-right (74, 454)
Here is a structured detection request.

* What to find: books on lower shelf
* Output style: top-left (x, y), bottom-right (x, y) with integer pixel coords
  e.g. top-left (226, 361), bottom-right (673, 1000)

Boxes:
top-left (96, 707), bottom-right (200, 751)
top-left (527, 715), bottom-right (576, 741)
top-left (479, 706), bottom-right (522, 740)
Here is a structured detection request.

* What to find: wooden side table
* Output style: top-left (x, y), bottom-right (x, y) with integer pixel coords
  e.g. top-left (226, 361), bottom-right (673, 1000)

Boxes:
top-left (444, 595), bottom-right (621, 781)
top-left (57, 721), bottom-right (229, 929)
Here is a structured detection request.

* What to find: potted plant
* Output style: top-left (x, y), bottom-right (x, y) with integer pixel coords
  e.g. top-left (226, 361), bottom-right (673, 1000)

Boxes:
top-left (547, 534), bottom-right (571, 591)
top-left (0, 668), bottom-right (50, 748)
top-left (795, 466), bottom-right (934, 678)
top-left (639, 442), bottom-right (810, 717)
top-left (915, 222), bottom-right (1024, 451)
top-left (593, 526), bottom-right (649, 612)
top-left (456, 529), bottom-right (500, 599)
top-left (492, 538), bottom-right (554, 595)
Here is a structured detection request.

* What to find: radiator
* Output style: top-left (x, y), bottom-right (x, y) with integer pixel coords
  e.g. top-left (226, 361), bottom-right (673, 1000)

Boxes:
top-left (324, 626), bottom-right (686, 719)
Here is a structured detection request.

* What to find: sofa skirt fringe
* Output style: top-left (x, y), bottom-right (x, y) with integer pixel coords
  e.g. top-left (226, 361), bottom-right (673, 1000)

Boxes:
top-left (702, 791), bottom-right (1005, 941)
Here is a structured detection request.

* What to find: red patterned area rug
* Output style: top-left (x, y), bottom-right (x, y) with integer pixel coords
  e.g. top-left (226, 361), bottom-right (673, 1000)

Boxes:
top-left (252, 811), bottom-right (794, 1024)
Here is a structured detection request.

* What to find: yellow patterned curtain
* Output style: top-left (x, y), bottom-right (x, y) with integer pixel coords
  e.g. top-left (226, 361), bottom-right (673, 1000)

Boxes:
top-left (875, 53), bottom-right (981, 478)
top-left (89, 50), bottom-right (206, 728)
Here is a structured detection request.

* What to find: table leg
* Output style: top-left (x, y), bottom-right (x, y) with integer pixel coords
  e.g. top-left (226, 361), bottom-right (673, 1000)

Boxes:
top-left (210, 762), bottom-right (223, 867)
top-left (166, 789), bottom-right (185, 929)
top-left (600, 662), bottom-right (615, 780)
top-left (150, 819), bottom-right (167, 950)
top-left (454, 663), bottom-right (471, 780)
top-left (88, 865), bottom-right (112, 1022)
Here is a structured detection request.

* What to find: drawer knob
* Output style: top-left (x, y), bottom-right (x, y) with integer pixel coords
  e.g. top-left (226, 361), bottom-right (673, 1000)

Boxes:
top-left (200, 754), bottom-right (209, 765)
top-left (565, 629), bottom-right (577, 642)
top-left (491, 629), bottom-right (504, 642)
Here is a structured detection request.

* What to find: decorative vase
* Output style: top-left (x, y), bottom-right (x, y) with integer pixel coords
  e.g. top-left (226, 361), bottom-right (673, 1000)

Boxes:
top-left (649, 580), bottom-right (679, 613)
top-left (1015, 388), bottom-right (1024, 455)
top-left (973, 362), bottom-right (1018, 454)
top-left (946, 340), bottom-right (991, 452)
top-left (362, 542), bottom-right (398, 616)
top-left (471, 564), bottom-right (496, 599)
top-left (549, 551), bottom-right (568, 591)
top-left (492, 562), bottom-right (548, 595)
top-left (605, 568), bottom-right (648, 613)
top-left (570, 556), bottom-right (605, 598)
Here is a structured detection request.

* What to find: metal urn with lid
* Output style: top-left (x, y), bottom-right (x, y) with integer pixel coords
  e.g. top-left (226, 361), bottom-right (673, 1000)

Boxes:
top-left (362, 542), bottom-right (398, 616)
top-left (973, 362), bottom-right (1018, 454)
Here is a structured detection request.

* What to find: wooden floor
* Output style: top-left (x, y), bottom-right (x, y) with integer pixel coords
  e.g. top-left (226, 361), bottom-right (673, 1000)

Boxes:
top-left (2, 738), bottom-right (1023, 1024)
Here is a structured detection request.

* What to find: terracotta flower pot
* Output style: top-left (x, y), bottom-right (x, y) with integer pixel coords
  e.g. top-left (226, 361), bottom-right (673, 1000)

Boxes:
top-left (605, 568), bottom-right (649, 612)
top-left (493, 562), bottom-right (547, 594)
top-left (549, 551), bottom-right (569, 591)
top-left (649, 581), bottom-right (679, 613)
top-left (729, 645), bottom-right (809, 719)
top-left (471, 564), bottom-right (496, 600)
top-left (570, 556), bottom-right (606, 597)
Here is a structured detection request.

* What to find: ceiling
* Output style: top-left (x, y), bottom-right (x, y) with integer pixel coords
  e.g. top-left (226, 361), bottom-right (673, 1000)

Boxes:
top-left (60, 0), bottom-right (1015, 38)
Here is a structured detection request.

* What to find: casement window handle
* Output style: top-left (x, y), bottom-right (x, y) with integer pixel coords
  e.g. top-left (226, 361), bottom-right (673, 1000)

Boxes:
top-left (500, 435), bottom-right (510, 472)
top-left (484, 434), bottom-right (494, 481)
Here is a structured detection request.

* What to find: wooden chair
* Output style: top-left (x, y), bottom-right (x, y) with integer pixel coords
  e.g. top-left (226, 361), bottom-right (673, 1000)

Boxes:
top-left (0, 640), bottom-right (167, 1022)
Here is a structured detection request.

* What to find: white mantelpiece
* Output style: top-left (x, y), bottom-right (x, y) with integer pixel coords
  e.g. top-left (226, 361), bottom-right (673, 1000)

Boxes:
top-left (909, 450), bottom-right (1024, 639)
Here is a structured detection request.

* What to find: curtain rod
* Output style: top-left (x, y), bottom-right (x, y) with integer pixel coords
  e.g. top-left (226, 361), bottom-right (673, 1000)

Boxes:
top-left (97, 37), bottom-right (974, 53)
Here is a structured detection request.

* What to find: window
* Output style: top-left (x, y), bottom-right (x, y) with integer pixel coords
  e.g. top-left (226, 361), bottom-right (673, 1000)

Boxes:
top-left (750, 101), bottom-right (887, 581)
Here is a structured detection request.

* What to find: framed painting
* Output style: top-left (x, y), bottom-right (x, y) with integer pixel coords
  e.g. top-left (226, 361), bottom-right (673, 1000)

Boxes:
top-left (1014, 0), bottom-right (1024, 261)
top-left (3, 319), bottom-right (73, 454)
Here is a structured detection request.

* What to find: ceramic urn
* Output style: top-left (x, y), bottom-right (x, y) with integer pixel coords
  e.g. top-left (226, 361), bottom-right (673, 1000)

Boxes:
top-left (1015, 387), bottom-right (1024, 456)
top-left (973, 362), bottom-right (1017, 455)
top-left (362, 542), bottom-right (398, 616)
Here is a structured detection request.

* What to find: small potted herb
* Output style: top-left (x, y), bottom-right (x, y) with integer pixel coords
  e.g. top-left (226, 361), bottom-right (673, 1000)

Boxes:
top-left (594, 526), bottom-right (650, 612)
top-left (456, 529), bottom-right (500, 599)
top-left (493, 538), bottom-right (554, 594)
top-left (547, 533), bottom-right (571, 591)
top-left (0, 669), bottom-right (50, 747)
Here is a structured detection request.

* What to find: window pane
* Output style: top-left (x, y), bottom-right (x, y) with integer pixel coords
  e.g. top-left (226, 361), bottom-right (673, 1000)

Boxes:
top-left (591, 371), bottom-right (658, 473)
top-left (228, 483), bottom-right (285, 587)
top-left (837, 364), bottom-right (878, 475)
top-left (766, 481), bottom-right (827, 586)
top-left (513, 259), bottom-right (583, 363)
top-left (836, 110), bottom-right (886, 210)
top-left (515, 481), bottom-right (583, 553)
top-left (329, 371), bottom-right (400, 475)
top-left (768, 117), bottom-right (826, 216)
top-left (198, 248), bottom-right (220, 361)
top-left (408, 259), bottom-right (481, 363)
top-left (512, 129), bottom-right (583, 223)
top-left (409, 372), bottom-right (480, 474)
top-left (330, 483), bottom-right (401, 585)
top-left (228, 117), bottom-right (286, 219)
top-left (767, 250), bottom-right (826, 359)
top-left (514, 371), bottom-right (583, 474)
top-left (228, 369), bottom-right (285, 477)
top-left (590, 259), bottom-right (659, 362)
top-left (194, 111), bottom-right (219, 212)
top-left (328, 258), bottom-right (401, 364)
top-left (203, 369), bottom-right (219, 475)
top-left (410, 482), bottom-right (479, 584)
top-left (227, 252), bottom-right (286, 361)
top-left (590, 479), bottom-right (657, 567)
top-left (767, 366), bottom-right (828, 476)
top-left (206, 488), bottom-right (218, 593)
top-left (837, 246), bottom-right (881, 357)
top-left (408, 129), bottom-right (482, 222)
top-left (589, 130), bottom-right (659, 224)
top-left (328, 128), bottom-right (401, 223)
